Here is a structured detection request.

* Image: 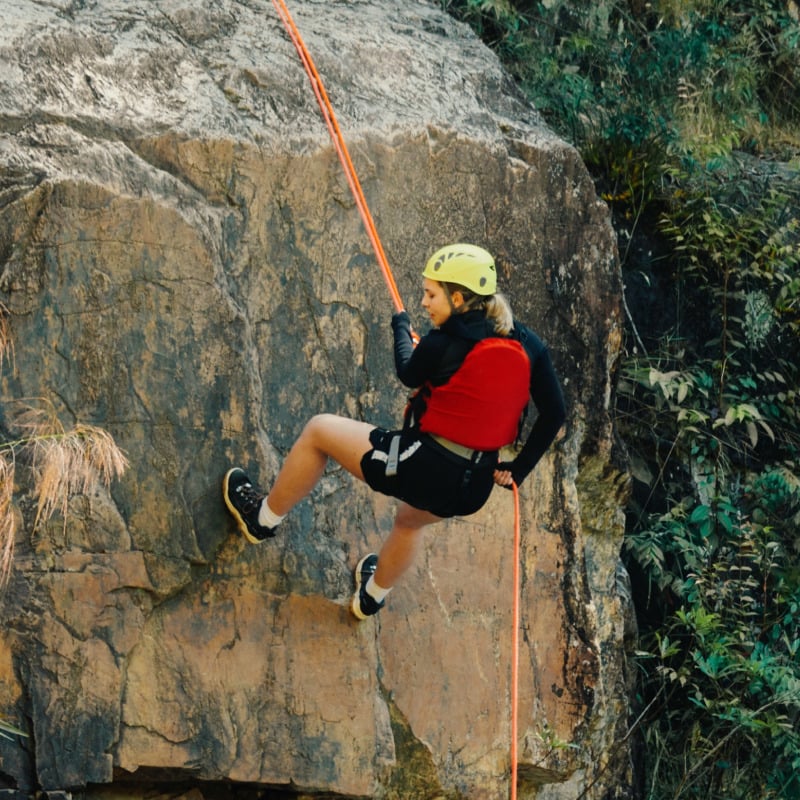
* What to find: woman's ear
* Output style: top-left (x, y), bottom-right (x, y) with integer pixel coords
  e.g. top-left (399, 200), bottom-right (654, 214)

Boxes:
top-left (450, 290), bottom-right (465, 309)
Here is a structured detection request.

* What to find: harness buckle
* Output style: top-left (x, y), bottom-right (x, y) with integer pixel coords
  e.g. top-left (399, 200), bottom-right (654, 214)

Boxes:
top-left (385, 434), bottom-right (401, 477)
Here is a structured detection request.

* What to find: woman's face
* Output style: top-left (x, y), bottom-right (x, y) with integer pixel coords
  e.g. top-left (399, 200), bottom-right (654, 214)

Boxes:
top-left (421, 278), bottom-right (455, 327)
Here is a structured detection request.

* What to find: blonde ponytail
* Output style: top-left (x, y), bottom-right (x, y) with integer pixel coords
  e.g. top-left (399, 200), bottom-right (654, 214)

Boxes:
top-left (485, 293), bottom-right (514, 335)
top-left (445, 282), bottom-right (514, 335)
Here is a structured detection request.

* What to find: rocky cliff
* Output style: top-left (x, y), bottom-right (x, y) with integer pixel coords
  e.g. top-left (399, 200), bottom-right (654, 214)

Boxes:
top-left (0, 2), bottom-right (631, 798)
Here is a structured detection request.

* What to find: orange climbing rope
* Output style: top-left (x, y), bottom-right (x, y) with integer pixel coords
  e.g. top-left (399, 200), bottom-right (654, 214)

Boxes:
top-left (271, 2), bottom-right (521, 796)
top-left (510, 481), bottom-right (521, 800)
top-left (270, 0), bottom-right (406, 314)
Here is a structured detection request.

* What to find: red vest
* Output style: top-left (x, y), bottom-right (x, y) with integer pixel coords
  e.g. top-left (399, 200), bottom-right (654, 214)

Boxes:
top-left (418, 337), bottom-right (531, 450)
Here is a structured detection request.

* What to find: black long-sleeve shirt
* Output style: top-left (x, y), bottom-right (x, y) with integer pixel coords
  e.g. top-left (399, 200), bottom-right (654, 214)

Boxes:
top-left (391, 309), bottom-right (566, 486)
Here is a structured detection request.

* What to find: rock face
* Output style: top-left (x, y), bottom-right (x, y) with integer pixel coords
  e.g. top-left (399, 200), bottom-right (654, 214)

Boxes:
top-left (0, 2), bottom-right (631, 799)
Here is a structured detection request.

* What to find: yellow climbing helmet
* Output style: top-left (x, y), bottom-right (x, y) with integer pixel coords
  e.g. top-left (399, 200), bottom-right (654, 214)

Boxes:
top-left (422, 243), bottom-right (497, 296)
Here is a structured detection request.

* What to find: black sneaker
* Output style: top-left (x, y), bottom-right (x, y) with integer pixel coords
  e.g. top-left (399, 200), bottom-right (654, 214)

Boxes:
top-left (350, 553), bottom-right (385, 620)
top-left (222, 467), bottom-right (277, 543)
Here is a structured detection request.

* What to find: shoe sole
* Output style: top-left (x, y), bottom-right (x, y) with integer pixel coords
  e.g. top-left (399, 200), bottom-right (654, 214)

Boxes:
top-left (350, 553), bottom-right (377, 620)
top-left (222, 468), bottom-right (264, 545)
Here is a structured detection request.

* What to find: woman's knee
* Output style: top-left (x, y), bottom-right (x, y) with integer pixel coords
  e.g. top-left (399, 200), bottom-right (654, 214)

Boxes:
top-left (297, 414), bottom-right (373, 478)
top-left (301, 413), bottom-right (339, 442)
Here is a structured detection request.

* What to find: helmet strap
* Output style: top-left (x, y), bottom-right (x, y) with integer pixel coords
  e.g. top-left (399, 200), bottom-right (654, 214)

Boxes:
top-left (459, 294), bottom-right (483, 313)
top-left (446, 286), bottom-right (483, 315)
top-left (442, 283), bottom-right (459, 314)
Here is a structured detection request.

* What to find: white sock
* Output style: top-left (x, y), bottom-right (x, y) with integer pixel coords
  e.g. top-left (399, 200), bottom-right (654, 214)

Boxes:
top-left (258, 500), bottom-right (285, 529)
top-left (365, 575), bottom-right (391, 603)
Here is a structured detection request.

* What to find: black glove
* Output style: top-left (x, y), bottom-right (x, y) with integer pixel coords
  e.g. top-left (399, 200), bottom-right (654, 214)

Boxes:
top-left (391, 310), bottom-right (411, 332)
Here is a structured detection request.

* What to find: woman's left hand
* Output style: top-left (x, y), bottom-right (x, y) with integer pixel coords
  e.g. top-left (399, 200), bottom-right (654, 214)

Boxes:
top-left (493, 468), bottom-right (513, 487)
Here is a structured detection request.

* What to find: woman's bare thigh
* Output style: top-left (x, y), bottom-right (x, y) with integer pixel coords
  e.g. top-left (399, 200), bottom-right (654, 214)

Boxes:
top-left (305, 413), bottom-right (375, 481)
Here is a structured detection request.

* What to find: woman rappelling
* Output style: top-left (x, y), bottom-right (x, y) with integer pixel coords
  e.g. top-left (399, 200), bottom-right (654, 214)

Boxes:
top-left (222, 243), bottom-right (565, 619)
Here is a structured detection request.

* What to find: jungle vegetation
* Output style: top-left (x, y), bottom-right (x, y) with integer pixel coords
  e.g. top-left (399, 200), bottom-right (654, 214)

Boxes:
top-left (442, 1), bottom-right (800, 798)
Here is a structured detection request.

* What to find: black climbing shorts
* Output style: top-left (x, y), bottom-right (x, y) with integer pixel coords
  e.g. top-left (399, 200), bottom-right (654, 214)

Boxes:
top-left (360, 427), bottom-right (498, 518)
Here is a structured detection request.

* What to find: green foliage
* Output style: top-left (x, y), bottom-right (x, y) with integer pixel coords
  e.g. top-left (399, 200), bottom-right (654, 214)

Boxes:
top-left (617, 158), bottom-right (799, 798)
top-left (627, 482), bottom-right (800, 799)
top-left (444, 0), bottom-right (800, 217)
top-left (442, 1), bottom-right (800, 797)
top-left (439, 0), bottom-right (534, 61)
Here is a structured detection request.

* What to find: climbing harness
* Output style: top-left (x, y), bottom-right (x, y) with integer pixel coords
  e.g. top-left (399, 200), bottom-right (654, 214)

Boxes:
top-left (270, 2), bottom-right (522, 795)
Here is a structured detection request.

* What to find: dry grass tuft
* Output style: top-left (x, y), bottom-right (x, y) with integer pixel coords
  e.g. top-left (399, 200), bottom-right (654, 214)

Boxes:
top-left (0, 302), bottom-right (12, 375)
top-left (0, 456), bottom-right (15, 588)
top-left (0, 398), bottom-right (129, 587)
top-left (0, 304), bottom-right (14, 586)
top-left (30, 420), bottom-right (129, 528)
top-left (1, 304), bottom-right (129, 588)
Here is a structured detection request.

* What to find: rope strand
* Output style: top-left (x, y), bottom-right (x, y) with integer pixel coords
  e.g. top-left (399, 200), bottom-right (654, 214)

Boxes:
top-left (271, 4), bottom-right (518, 795)
top-left (270, 0), bottom-right (406, 314)
top-left (511, 480), bottom-right (520, 800)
